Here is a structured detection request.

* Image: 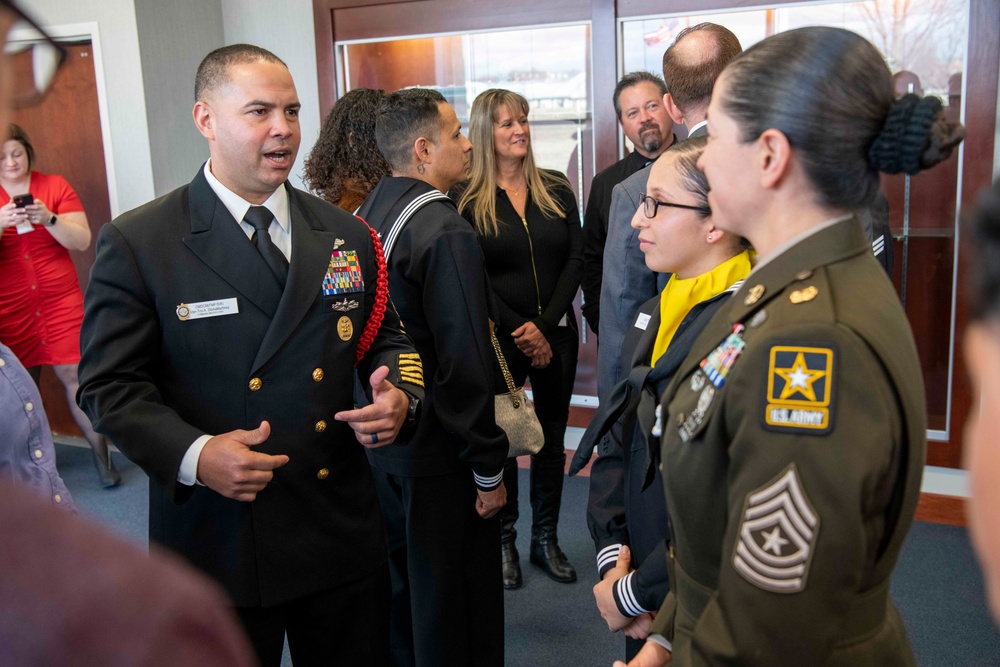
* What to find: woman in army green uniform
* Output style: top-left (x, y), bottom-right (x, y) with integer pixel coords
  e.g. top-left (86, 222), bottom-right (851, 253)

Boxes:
top-left (619, 26), bottom-right (964, 667)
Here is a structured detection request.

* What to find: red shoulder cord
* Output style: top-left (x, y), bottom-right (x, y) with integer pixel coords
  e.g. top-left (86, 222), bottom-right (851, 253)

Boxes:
top-left (354, 214), bottom-right (388, 367)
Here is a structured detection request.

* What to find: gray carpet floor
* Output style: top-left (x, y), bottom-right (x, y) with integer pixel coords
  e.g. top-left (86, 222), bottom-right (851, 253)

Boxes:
top-left (56, 442), bottom-right (1000, 666)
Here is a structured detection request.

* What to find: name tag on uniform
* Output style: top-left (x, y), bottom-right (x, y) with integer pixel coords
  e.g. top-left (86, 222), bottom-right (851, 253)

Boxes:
top-left (176, 298), bottom-right (239, 321)
top-left (634, 313), bottom-right (651, 330)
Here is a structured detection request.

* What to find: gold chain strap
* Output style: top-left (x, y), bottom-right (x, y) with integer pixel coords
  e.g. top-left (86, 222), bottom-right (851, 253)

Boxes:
top-left (489, 320), bottom-right (519, 395)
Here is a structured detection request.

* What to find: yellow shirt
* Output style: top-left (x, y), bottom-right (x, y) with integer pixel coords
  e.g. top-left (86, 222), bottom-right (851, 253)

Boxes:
top-left (651, 251), bottom-right (753, 366)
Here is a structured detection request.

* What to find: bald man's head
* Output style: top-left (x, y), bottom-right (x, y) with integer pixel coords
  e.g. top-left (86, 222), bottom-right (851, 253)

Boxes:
top-left (662, 23), bottom-right (741, 122)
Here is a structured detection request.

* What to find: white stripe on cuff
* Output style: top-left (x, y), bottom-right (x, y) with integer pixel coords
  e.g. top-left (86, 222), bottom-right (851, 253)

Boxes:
top-left (616, 571), bottom-right (651, 617)
top-left (473, 470), bottom-right (504, 488)
top-left (597, 543), bottom-right (622, 572)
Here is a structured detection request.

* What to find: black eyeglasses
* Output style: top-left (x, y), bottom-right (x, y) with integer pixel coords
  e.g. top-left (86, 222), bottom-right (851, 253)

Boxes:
top-left (2, 0), bottom-right (67, 108)
top-left (640, 193), bottom-right (711, 218)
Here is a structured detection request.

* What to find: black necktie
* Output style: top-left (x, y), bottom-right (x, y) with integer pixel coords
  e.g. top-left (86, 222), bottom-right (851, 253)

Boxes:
top-left (244, 206), bottom-right (288, 288)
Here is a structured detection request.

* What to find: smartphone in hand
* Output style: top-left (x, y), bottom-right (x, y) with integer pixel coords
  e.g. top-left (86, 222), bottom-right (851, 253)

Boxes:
top-left (12, 193), bottom-right (35, 234)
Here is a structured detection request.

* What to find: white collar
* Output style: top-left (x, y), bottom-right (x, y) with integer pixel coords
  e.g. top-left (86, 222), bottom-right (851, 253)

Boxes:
top-left (687, 120), bottom-right (708, 136)
top-left (202, 160), bottom-right (290, 233)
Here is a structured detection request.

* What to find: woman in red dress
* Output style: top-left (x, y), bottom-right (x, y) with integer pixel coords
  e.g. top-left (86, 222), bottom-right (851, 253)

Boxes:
top-left (0, 124), bottom-right (119, 487)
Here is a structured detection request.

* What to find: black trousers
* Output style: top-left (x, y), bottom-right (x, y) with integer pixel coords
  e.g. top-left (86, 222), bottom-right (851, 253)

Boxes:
top-left (235, 563), bottom-right (390, 667)
top-left (372, 466), bottom-right (504, 667)
top-left (499, 324), bottom-right (579, 531)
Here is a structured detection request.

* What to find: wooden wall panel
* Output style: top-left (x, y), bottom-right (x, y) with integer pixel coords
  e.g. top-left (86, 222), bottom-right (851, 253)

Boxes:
top-left (938, 0), bottom-right (1000, 468)
top-left (331, 0), bottom-right (590, 43)
top-left (617, 0), bottom-right (803, 19)
top-left (345, 36), bottom-right (465, 93)
top-left (590, 0), bottom-right (617, 174)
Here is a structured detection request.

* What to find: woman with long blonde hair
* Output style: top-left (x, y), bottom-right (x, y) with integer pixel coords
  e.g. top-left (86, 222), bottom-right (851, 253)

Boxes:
top-left (456, 88), bottom-right (583, 590)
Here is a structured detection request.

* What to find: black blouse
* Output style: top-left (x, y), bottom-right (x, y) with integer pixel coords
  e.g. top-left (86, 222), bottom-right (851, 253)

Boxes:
top-left (458, 170), bottom-right (583, 337)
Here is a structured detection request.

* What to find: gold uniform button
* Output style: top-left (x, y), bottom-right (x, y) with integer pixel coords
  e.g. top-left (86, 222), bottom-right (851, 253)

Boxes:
top-left (312, 368), bottom-right (324, 382)
top-left (744, 284), bottom-right (765, 306)
top-left (249, 377), bottom-right (262, 391)
top-left (317, 468), bottom-right (330, 480)
top-left (315, 420), bottom-right (327, 433)
top-left (790, 286), bottom-right (819, 304)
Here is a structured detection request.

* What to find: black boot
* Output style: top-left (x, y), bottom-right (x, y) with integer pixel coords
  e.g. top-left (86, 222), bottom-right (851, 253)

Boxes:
top-left (528, 452), bottom-right (576, 583)
top-left (501, 522), bottom-right (522, 590)
top-left (529, 527), bottom-right (576, 583)
top-left (90, 439), bottom-right (121, 488)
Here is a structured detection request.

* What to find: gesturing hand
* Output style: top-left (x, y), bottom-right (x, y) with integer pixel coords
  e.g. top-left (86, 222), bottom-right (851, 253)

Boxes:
top-left (197, 421), bottom-right (289, 502)
top-left (334, 365), bottom-right (409, 448)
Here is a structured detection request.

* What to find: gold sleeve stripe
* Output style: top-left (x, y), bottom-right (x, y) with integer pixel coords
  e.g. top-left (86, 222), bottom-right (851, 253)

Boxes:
top-left (399, 362), bottom-right (423, 371)
top-left (400, 374), bottom-right (424, 387)
top-left (398, 353), bottom-right (421, 360)
top-left (399, 370), bottom-right (424, 381)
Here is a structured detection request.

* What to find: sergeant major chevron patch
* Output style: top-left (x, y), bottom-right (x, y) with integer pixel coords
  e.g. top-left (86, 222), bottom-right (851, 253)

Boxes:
top-left (733, 464), bottom-right (819, 594)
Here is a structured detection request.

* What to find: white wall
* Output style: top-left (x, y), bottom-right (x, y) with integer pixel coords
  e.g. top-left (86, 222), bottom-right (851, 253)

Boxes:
top-left (134, 0), bottom-right (224, 197)
top-left (31, 0), bottom-right (155, 214)
top-left (220, 0), bottom-right (320, 191)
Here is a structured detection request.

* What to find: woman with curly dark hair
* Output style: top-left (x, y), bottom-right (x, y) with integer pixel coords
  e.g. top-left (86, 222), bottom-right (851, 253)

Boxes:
top-left (304, 88), bottom-right (391, 212)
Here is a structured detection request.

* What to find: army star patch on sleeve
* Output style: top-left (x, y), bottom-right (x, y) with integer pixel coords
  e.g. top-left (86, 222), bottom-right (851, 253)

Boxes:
top-left (733, 463), bottom-right (819, 594)
top-left (762, 344), bottom-right (836, 435)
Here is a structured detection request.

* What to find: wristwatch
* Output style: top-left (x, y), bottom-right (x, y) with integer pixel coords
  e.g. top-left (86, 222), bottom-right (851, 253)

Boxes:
top-left (405, 394), bottom-right (421, 426)
top-left (45, 214), bottom-right (56, 227)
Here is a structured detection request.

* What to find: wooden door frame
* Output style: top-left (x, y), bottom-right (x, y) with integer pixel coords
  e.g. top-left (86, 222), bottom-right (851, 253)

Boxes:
top-left (8, 22), bottom-right (119, 218)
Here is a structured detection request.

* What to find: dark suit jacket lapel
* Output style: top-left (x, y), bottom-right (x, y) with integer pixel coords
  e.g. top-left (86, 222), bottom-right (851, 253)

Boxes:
top-left (631, 304), bottom-right (660, 370)
top-left (182, 168), bottom-right (283, 316)
top-left (253, 185), bottom-right (340, 371)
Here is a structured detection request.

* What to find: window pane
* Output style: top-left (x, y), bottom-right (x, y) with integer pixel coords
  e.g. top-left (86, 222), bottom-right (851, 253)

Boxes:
top-left (339, 24), bottom-right (593, 211)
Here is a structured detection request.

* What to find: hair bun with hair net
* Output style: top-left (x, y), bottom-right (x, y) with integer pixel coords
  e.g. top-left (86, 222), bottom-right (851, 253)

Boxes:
top-left (868, 94), bottom-right (941, 175)
top-left (868, 93), bottom-right (965, 175)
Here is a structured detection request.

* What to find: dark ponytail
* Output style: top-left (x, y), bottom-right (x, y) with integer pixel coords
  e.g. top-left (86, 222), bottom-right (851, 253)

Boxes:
top-left (720, 26), bottom-right (964, 211)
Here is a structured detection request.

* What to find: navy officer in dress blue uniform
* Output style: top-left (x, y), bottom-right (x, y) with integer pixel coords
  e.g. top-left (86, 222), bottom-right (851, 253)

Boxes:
top-left (78, 44), bottom-right (423, 667)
